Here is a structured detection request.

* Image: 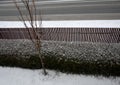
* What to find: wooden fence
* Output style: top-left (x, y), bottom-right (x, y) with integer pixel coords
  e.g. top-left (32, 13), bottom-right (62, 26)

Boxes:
top-left (0, 28), bottom-right (120, 43)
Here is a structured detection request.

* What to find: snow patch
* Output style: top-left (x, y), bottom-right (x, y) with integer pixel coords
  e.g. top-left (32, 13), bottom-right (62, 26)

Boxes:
top-left (0, 66), bottom-right (120, 85)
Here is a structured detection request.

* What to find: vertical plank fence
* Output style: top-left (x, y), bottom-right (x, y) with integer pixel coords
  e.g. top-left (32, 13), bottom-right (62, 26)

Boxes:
top-left (0, 28), bottom-right (120, 43)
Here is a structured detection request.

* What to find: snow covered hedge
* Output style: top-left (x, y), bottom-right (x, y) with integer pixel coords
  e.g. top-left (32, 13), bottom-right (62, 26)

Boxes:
top-left (0, 39), bottom-right (120, 76)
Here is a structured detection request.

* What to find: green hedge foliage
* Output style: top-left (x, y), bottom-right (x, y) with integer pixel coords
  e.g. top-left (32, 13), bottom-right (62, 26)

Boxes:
top-left (0, 52), bottom-right (120, 77)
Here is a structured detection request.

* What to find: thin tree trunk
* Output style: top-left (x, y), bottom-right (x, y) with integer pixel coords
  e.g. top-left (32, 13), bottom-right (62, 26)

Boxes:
top-left (13, 0), bottom-right (47, 75)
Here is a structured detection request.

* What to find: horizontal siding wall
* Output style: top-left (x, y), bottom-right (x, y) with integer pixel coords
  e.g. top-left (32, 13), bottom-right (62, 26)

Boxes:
top-left (0, 28), bottom-right (120, 43)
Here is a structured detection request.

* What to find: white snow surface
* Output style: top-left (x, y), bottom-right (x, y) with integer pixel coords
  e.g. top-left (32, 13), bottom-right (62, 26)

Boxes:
top-left (0, 67), bottom-right (120, 85)
top-left (1, 0), bottom-right (118, 3)
top-left (0, 20), bottom-right (120, 28)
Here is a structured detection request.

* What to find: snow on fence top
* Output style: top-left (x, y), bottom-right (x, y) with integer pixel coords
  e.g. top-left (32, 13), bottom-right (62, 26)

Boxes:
top-left (0, 20), bottom-right (120, 28)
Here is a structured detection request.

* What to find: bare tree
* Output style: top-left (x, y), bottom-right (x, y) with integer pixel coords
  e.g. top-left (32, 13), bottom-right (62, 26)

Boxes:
top-left (13, 0), bottom-right (47, 75)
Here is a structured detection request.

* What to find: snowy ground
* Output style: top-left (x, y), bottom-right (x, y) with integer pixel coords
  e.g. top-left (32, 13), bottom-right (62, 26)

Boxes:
top-left (0, 20), bottom-right (120, 28)
top-left (0, 66), bottom-right (120, 85)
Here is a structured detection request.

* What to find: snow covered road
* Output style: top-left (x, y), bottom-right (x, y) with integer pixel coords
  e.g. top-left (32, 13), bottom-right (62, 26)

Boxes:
top-left (0, 0), bottom-right (120, 20)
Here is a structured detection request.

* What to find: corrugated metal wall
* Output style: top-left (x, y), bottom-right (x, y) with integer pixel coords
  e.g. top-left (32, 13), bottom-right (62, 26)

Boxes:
top-left (0, 28), bottom-right (120, 43)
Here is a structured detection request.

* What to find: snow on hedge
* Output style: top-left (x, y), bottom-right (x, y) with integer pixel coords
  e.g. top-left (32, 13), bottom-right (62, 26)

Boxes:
top-left (0, 39), bottom-right (120, 62)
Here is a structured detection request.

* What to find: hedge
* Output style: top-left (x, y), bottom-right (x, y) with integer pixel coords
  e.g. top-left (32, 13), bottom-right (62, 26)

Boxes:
top-left (0, 53), bottom-right (120, 77)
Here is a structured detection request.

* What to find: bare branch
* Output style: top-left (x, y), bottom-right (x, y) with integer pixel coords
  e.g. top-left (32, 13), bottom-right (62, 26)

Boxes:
top-left (13, 0), bottom-right (47, 75)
